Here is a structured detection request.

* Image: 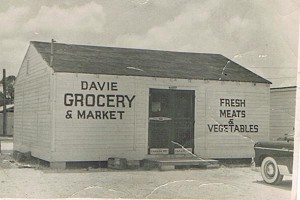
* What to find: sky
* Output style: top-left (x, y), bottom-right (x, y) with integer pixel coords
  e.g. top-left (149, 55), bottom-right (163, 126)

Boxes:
top-left (0, 0), bottom-right (298, 88)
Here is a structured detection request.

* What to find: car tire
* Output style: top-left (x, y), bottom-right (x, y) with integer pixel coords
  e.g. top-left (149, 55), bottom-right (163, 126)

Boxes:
top-left (261, 156), bottom-right (283, 184)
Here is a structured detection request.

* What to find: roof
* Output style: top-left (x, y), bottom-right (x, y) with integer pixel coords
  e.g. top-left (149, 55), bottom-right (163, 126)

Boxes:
top-left (271, 86), bottom-right (296, 90)
top-left (31, 41), bottom-right (271, 84)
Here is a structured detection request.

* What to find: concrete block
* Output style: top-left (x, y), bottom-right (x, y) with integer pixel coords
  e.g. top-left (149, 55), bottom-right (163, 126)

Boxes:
top-left (141, 160), bottom-right (158, 170)
top-left (159, 165), bottom-right (175, 171)
top-left (127, 160), bottom-right (140, 169)
top-left (50, 162), bottom-right (66, 169)
top-left (205, 164), bottom-right (220, 169)
top-left (108, 158), bottom-right (127, 169)
top-left (13, 151), bottom-right (31, 162)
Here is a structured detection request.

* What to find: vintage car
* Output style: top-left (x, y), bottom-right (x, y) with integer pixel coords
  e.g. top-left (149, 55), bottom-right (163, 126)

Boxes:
top-left (254, 135), bottom-right (293, 184)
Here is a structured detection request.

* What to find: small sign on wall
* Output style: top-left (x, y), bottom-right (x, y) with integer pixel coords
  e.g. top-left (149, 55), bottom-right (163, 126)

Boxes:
top-left (174, 148), bottom-right (192, 154)
top-left (150, 148), bottom-right (169, 155)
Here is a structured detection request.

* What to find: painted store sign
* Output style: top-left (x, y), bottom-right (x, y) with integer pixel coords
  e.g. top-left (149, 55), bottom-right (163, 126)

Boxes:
top-left (63, 81), bottom-right (136, 120)
top-left (207, 98), bottom-right (259, 133)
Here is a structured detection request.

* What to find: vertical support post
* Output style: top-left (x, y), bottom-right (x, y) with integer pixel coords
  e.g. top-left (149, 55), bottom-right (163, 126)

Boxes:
top-left (3, 69), bottom-right (7, 136)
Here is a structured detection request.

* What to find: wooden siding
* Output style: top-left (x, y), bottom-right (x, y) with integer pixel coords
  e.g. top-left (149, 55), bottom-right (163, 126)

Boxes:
top-left (270, 88), bottom-right (296, 140)
top-left (53, 73), bottom-right (270, 161)
top-left (53, 73), bottom-right (141, 161)
top-left (14, 45), bottom-right (53, 161)
top-left (202, 84), bottom-right (269, 158)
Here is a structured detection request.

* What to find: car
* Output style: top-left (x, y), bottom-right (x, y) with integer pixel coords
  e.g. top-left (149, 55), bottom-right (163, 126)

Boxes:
top-left (254, 135), bottom-right (293, 184)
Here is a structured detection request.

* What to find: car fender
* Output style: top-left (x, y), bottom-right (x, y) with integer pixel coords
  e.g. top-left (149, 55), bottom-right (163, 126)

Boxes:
top-left (278, 165), bottom-right (292, 176)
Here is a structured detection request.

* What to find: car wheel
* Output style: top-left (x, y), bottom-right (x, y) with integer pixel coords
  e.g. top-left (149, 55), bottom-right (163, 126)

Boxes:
top-left (261, 156), bottom-right (283, 184)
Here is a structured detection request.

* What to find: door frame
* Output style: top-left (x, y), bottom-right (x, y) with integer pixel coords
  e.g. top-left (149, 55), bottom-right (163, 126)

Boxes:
top-left (147, 88), bottom-right (195, 155)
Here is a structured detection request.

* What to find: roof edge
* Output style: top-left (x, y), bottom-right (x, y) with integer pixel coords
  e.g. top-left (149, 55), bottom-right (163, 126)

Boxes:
top-left (220, 55), bottom-right (272, 84)
top-left (30, 40), bottom-right (222, 56)
top-left (52, 70), bottom-right (271, 85)
top-left (271, 86), bottom-right (296, 90)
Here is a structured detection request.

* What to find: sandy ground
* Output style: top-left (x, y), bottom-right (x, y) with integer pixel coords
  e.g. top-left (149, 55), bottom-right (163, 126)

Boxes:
top-left (0, 140), bottom-right (292, 199)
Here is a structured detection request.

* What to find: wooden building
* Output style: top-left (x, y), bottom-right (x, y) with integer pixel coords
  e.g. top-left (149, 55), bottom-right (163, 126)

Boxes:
top-left (270, 86), bottom-right (296, 140)
top-left (14, 41), bottom-right (271, 168)
top-left (0, 104), bottom-right (14, 136)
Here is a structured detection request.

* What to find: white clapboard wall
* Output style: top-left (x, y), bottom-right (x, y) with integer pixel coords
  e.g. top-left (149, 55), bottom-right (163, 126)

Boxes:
top-left (14, 45), bottom-right (53, 161)
top-left (51, 73), bottom-right (269, 161)
top-left (270, 87), bottom-right (296, 141)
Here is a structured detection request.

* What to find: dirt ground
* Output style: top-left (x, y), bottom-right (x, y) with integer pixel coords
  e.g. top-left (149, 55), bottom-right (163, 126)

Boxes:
top-left (0, 140), bottom-right (292, 199)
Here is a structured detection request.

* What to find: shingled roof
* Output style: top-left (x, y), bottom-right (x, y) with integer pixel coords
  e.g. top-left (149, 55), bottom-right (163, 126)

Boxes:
top-left (31, 41), bottom-right (271, 84)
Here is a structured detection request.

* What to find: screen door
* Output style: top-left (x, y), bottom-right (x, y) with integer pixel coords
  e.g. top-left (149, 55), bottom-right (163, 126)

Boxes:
top-left (148, 89), bottom-right (195, 154)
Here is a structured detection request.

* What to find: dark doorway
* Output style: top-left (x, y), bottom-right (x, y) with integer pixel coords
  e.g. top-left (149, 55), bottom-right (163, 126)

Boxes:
top-left (148, 89), bottom-right (195, 155)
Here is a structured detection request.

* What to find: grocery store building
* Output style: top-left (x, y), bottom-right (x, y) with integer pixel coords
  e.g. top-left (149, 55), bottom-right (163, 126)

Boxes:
top-left (14, 41), bottom-right (271, 167)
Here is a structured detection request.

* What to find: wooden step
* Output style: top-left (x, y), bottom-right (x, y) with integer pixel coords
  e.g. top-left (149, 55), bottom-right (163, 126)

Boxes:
top-left (143, 157), bottom-right (220, 171)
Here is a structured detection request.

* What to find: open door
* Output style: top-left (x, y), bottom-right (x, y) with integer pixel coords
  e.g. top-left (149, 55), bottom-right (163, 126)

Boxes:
top-left (148, 89), bottom-right (195, 155)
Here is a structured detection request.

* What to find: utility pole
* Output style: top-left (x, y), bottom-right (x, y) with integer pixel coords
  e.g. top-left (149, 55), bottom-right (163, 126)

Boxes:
top-left (50, 39), bottom-right (56, 67)
top-left (3, 69), bottom-right (7, 136)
